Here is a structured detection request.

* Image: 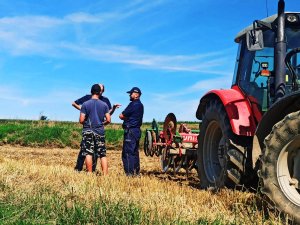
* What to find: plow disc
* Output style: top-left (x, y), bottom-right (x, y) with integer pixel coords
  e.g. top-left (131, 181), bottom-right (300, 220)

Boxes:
top-left (163, 113), bottom-right (177, 143)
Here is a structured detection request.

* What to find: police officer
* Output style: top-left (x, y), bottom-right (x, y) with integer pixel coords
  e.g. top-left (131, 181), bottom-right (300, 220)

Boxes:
top-left (119, 87), bottom-right (144, 176)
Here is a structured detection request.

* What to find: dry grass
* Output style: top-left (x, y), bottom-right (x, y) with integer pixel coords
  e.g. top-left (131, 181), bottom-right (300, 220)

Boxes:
top-left (0, 145), bottom-right (283, 224)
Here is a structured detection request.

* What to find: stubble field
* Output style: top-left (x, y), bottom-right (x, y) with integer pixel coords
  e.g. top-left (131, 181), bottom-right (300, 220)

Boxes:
top-left (0, 144), bottom-right (284, 224)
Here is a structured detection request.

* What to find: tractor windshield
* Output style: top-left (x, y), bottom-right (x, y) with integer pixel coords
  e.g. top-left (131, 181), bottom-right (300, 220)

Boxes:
top-left (236, 27), bottom-right (300, 112)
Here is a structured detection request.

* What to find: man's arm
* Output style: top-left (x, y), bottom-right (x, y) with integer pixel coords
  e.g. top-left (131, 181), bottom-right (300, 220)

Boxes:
top-left (72, 95), bottom-right (91, 111)
top-left (79, 113), bottom-right (86, 124)
top-left (72, 102), bottom-right (81, 110)
top-left (103, 113), bottom-right (111, 125)
top-left (109, 103), bottom-right (121, 115)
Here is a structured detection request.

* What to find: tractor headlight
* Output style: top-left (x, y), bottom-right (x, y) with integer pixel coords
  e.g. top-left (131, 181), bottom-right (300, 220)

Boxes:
top-left (287, 14), bottom-right (299, 23)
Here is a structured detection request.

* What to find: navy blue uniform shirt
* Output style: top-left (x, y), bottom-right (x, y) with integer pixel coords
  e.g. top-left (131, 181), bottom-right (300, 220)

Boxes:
top-left (75, 95), bottom-right (112, 110)
top-left (122, 99), bottom-right (144, 129)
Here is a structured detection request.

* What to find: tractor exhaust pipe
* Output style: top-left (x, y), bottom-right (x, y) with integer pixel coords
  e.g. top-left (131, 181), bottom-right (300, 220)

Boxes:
top-left (274, 0), bottom-right (286, 101)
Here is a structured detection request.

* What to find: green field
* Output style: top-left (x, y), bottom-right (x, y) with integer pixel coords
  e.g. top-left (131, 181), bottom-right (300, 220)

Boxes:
top-left (0, 119), bottom-right (199, 149)
top-left (0, 120), bottom-right (124, 149)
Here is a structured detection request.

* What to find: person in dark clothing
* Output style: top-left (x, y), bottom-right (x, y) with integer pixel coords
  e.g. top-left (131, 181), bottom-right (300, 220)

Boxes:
top-left (73, 84), bottom-right (119, 172)
top-left (119, 87), bottom-right (144, 176)
top-left (79, 84), bottom-right (111, 174)
top-left (72, 84), bottom-right (121, 115)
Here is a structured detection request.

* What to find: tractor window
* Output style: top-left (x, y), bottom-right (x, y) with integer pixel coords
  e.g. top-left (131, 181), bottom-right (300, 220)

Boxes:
top-left (286, 28), bottom-right (300, 50)
top-left (285, 28), bottom-right (300, 93)
top-left (232, 43), bottom-right (241, 86)
top-left (236, 28), bottom-right (300, 110)
top-left (238, 31), bottom-right (275, 111)
top-left (250, 48), bottom-right (274, 88)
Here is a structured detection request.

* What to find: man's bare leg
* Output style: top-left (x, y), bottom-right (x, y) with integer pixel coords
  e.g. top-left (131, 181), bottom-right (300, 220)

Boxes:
top-left (100, 157), bottom-right (108, 175)
top-left (85, 155), bottom-right (93, 172)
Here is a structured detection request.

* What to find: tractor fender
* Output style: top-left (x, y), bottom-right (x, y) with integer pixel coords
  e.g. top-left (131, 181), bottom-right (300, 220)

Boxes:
top-left (252, 90), bottom-right (300, 168)
top-left (196, 86), bottom-right (256, 136)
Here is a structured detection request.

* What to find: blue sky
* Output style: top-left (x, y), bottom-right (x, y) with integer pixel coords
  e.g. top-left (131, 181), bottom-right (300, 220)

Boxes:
top-left (0, 0), bottom-right (299, 122)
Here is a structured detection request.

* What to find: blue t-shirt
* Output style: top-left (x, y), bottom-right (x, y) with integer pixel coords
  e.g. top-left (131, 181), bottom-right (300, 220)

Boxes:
top-left (122, 99), bottom-right (144, 129)
top-left (75, 95), bottom-right (112, 110)
top-left (81, 99), bottom-right (109, 135)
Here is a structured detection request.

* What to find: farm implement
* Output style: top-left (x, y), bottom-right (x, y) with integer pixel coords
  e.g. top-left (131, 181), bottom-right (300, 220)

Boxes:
top-left (144, 113), bottom-right (199, 175)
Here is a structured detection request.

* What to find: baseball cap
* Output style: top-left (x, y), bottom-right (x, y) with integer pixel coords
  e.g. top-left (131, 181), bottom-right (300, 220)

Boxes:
top-left (91, 84), bottom-right (101, 95)
top-left (126, 87), bottom-right (142, 95)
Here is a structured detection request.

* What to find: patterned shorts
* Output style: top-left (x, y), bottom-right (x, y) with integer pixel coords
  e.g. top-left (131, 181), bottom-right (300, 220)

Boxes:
top-left (81, 130), bottom-right (106, 158)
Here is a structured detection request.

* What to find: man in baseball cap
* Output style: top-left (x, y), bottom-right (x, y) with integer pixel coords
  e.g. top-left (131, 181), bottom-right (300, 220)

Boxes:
top-left (119, 87), bottom-right (144, 176)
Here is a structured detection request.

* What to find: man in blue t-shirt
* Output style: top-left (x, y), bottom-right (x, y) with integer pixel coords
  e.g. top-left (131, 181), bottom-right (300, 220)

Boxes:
top-left (73, 84), bottom-right (120, 172)
top-left (79, 84), bottom-right (111, 173)
top-left (119, 87), bottom-right (144, 176)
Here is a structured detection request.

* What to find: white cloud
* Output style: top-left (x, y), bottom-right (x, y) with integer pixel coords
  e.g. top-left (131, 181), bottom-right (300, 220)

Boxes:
top-left (150, 75), bottom-right (232, 103)
top-left (144, 98), bottom-right (200, 122)
top-left (0, 16), bottom-right (64, 30)
top-left (0, 85), bottom-right (31, 106)
top-left (143, 75), bottom-right (233, 121)
top-left (190, 76), bottom-right (233, 92)
top-left (65, 13), bottom-right (104, 23)
top-left (0, 85), bottom-right (82, 120)
top-left (61, 43), bottom-right (232, 73)
top-left (0, 3), bottom-right (235, 73)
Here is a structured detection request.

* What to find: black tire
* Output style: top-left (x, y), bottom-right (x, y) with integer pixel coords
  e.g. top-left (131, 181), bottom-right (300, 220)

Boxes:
top-left (144, 130), bottom-right (152, 156)
top-left (260, 111), bottom-right (300, 223)
top-left (161, 146), bottom-right (172, 173)
top-left (154, 145), bottom-right (161, 157)
top-left (149, 131), bottom-right (156, 157)
top-left (197, 100), bottom-right (243, 189)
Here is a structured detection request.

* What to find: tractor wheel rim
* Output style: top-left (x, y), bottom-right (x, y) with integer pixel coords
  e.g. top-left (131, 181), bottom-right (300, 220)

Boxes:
top-left (203, 120), bottom-right (223, 184)
top-left (277, 136), bottom-right (300, 206)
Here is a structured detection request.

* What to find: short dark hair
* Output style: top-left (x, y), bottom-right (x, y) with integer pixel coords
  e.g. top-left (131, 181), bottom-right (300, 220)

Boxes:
top-left (91, 84), bottom-right (101, 95)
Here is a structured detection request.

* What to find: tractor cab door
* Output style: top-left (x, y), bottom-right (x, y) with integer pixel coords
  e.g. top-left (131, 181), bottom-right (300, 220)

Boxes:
top-left (234, 30), bottom-right (275, 115)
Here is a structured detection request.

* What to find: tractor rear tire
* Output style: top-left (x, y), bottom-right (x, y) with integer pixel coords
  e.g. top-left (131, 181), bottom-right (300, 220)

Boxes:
top-left (197, 100), bottom-right (243, 189)
top-left (260, 111), bottom-right (300, 223)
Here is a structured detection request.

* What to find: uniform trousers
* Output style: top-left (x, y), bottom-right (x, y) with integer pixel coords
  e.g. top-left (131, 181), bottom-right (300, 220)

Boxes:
top-left (122, 128), bottom-right (141, 176)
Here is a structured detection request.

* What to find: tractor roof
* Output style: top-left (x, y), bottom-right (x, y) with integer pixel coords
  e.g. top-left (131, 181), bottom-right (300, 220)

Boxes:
top-left (234, 14), bottom-right (277, 43)
top-left (235, 12), bottom-right (300, 43)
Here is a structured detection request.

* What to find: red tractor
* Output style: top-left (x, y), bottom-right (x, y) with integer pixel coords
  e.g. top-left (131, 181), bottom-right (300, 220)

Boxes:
top-left (196, 0), bottom-right (300, 222)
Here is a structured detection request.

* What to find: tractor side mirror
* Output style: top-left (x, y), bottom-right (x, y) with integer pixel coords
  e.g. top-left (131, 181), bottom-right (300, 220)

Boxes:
top-left (246, 30), bottom-right (264, 51)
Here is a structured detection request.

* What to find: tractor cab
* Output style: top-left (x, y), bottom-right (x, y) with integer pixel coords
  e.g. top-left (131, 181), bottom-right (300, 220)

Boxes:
top-left (233, 13), bottom-right (300, 113)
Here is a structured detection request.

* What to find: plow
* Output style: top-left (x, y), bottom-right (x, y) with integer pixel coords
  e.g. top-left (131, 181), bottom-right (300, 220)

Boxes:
top-left (144, 113), bottom-right (199, 175)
